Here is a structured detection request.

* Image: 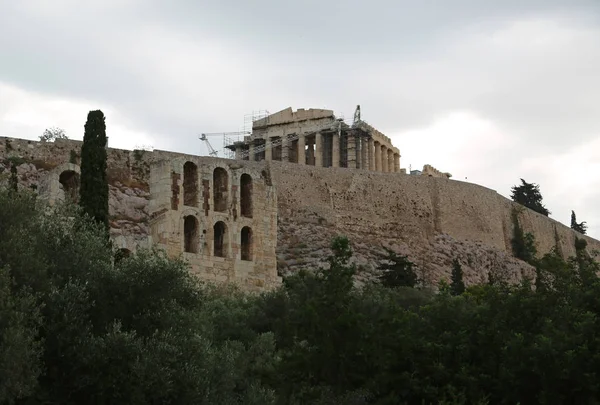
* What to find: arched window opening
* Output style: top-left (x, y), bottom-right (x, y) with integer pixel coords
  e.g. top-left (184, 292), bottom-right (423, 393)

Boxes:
top-left (213, 221), bottom-right (228, 257)
top-left (184, 215), bottom-right (199, 253)
top-left (213, 167), bottom-right (228, 212)
top-left (183, 161), bottom-right (198, 207)
top-left (59, 170), bottom-right (80, 203)
top-left (240, 174), bottom-right (253, 218)
top-left (241, 226), bottom-right (253, 261)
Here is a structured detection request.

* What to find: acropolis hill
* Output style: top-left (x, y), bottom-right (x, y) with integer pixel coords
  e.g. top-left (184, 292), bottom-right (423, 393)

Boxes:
top-left (1, 107), bottom-right (598, 290)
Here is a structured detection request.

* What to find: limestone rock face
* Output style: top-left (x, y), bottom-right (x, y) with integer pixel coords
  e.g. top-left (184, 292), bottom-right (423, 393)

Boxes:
top-left (271, 161), bottom-right (597, 286)
top-left (1, 135), bottom-right (598, 290)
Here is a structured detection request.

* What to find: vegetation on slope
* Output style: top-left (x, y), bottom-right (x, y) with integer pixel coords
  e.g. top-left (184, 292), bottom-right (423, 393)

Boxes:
top-left (510, 178), bottom-right (550, 216)
top-left (1, 186), bottom-right (600, 404)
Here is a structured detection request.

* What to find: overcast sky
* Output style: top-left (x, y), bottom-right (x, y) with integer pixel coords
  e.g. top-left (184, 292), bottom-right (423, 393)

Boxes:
top-left (1, 0), bottom-right (599, 238)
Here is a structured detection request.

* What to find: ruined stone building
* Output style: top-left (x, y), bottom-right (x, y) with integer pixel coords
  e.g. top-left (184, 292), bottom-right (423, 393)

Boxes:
top-left (2, 104), bottom-right (599, 293)
top-left (0, 136), bottom-right (280, 291)
top-left (227, 107), bottom-right (401, 172)
top-left (148, 157), bottom-right (280, 290)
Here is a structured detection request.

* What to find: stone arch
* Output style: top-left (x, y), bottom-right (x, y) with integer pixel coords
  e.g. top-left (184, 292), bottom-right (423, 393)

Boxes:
top-left (183, 215), bottom-right (199, 253)
top-left (59, 169), bottom-right (80, 203)
top-left (241, 226), bottom-right (253, 261)
top-left (213, 221), bottom-right (228, 257)
top-left (183, 161), bottom-right (198, 207)
top-left (213, 167), bottom-right (228, 212)
top-left (240, 173), bottom-right (253, 218)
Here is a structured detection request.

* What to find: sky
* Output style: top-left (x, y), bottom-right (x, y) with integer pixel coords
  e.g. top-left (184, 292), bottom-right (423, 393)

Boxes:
top-left (1, 0), bottom-right (599, 237)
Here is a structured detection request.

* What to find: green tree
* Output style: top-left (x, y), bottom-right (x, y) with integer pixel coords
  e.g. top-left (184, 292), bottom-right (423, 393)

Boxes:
top-left (0, 266), bottom-right (42, 404)
top-left (39, 127), bottom-right (68, 142)
top-left (0, 188), bottom-right (276, 404)
top-left (9, 164), bottom-right (17, 192)
top-left (571, 210), bottom-right (588, 235)
top-left (377, 247), bottom-right (418, 288)
top-left (79, 110), bottom-right (109, 232)
top-left (450, 258), bottom-right (466, 295)
top-left (511, 209), bottom-right (537, 264)
top-left (510, 178), bottom-right (550, 216)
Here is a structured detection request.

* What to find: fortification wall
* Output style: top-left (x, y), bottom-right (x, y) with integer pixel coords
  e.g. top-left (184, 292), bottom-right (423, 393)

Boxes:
top-left (2, 135), bottom-right (598, 289)
top-left (422, 164), bottom-right (451, 178)
top-left (270, 161), bottom-right (600, 284)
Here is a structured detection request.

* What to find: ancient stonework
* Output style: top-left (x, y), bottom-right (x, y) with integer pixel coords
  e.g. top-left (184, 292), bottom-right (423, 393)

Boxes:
top-left (148, 157), bottom-right (280, 291)
top-left (1, 131), bottom-right (599, 292)
top-left (226, 107), bottom-right (401, 172)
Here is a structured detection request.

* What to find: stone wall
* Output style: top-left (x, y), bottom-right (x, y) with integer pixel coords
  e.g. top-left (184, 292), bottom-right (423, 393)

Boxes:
top-left (422, 164), bottom-right (451, 179)
top-left (2, 135), bottom-right (599, 291)
top-left (271, 161), bottom-right (600, 285)
top-left (149, 156), bottom-right (280, 291)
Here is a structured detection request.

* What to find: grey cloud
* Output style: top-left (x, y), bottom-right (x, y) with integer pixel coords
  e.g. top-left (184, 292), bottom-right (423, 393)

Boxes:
top-left (1, 0), bottom-right (600, 235)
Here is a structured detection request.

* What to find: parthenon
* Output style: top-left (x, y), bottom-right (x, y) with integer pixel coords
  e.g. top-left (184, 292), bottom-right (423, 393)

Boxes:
top-left (226, 107), bottom-right (401, 172)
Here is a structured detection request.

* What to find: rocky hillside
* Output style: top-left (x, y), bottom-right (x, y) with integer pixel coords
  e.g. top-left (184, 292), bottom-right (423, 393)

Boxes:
top-left (2, 136), bottom-right (598, 288)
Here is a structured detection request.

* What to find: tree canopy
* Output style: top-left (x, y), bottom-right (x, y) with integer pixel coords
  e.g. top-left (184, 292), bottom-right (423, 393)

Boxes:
top-left (571, 210), bottom-right (588, 235)
top-left (2, 184), bottom-right (600, 404)
top-left (39, 127), bottom-right (68, 142)
top-left (510, 178), bottom-right (550, 216)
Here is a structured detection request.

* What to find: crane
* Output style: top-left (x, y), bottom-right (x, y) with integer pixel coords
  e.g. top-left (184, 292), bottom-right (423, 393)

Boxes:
top-left (198, 134), bottom-right (219, 157)
top-left (199, 131), bottom-right (251, 158)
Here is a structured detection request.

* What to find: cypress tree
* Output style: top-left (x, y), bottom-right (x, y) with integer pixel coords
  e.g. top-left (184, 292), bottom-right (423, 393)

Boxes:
top-left (79, 110), bottom-right (109, 233)
top-left (9, 164), bottom-right (18, 192)
top-left (450, 258), bottom-right (466, 295)
top-left (378, 247), bottom-right (418, 288)
top-left (570, 210), bottom-right (588, 235)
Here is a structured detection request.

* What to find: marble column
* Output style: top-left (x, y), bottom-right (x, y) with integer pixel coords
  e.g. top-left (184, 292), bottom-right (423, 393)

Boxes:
top-left (374, 141), bottom-right (381, 171)
top-left (297, 134), bottom-right (306, 165)
top-left (307, 142), bottom-right (315, 165)
top-left (235, 144), bottom-right (243, 160)
top-left (281, 134), bottom-right (289, 162)
top-left (394, 153), bottom-right (400, 173)
top-left (361, 138), bottom-right (368, 170)
top-left (368, 139), bottom-right (375, 171)
top-left (382, 146), bottom-right (388, 172)
top-left (315, 132), bottom-right (323, 167)
top-left (332, 132), bottom-right (340, 168)
top-left (347, 134), bottom-right (357, 168)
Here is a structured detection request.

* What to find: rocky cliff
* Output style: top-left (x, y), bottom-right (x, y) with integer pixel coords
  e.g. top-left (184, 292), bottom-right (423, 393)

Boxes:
top-left (1, 136), bottom-right (598, 287)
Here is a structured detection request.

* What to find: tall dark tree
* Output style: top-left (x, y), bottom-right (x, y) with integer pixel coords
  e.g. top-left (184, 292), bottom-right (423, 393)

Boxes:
top-left (378, 247), bottom-right (418, 288)
top-left (510, 178), bottom-right (550, 216)
top-left (571, 210), bottom-right (588, 235)
top-left (9, 164), bottom-right (18, 192)
top-left (450, 258), bottom-right (466, 295)
top-left (79, 110), bottom-right (109, 232)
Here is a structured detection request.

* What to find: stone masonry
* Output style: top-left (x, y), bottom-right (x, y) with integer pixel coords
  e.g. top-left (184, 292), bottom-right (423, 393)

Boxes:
top-left (1, 133), bottom-right (600, 292)
top-left (148, 156), bottom-right (280, 291)
top-left (227, 107), bottom-right (401, 172)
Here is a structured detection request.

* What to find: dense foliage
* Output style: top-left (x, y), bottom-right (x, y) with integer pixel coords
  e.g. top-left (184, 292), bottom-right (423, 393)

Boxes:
top-left (571, 210), bottom-right (588, 235)
top-left (450, 258), bottom-right (465, 295)
top-left (511, 208), bottom-right (538, 264)
top-left (2, 187), bottom-right (600, 404)
top-left (79, 110), bottom-right (109, 232)
top-left (377, 247), bottom-right (418, 288)
top-left (510, 178), bottom-right (550, 216)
